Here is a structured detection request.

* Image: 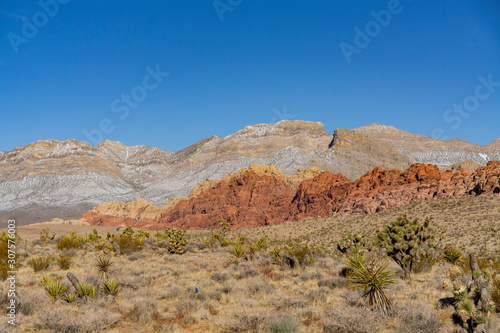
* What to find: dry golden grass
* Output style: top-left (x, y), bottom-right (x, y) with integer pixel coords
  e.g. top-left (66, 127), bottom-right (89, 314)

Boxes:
top-left (0, 195), bottom-right (499, 332)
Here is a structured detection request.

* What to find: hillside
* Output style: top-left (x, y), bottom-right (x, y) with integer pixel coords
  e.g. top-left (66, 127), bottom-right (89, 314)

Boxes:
top-left (1, 120), bottom-right (499, 225)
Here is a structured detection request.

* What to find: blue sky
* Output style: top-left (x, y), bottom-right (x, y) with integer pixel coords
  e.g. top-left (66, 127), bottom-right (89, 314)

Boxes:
top-left (1, 0), bottom-right (499, 152)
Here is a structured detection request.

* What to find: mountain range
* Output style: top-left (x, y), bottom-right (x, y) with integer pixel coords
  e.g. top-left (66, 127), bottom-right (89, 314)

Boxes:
top-left (1, 120), bottom-right (499, 225)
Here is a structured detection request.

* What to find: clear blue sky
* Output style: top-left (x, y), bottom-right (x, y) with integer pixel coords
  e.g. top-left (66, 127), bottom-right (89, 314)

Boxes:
top-left (1, 0), bottom-right (499, 152)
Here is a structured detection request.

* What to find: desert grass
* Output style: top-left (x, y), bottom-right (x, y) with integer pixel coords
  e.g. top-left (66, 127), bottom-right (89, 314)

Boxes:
top-left (0, 195), bottom-right (499, 332)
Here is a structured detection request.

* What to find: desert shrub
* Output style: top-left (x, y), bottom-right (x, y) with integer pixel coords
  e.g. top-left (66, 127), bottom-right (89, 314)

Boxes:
top-left (411, 253), bottom-right (437, 274)
top-left (128, 297), bottom-right (158, 323)
top-left (269, 296), bottom-right (308, 310)
top-left (211, 272), bottom-right (229, 282)
top-left (57, 254), bottom-right (73, 270)
top-left (175, 299), bottom-right (201, 316)
top-left (35, 306), bottom-right (120, 332)
top-left (443, 244), bottom-right (463, 265)
top-left (17, 288), bottom-right (45, 315)
top-left (27, 255), bottom-right (52, 272)
top-left (102, 279), bottom-right (119, 296)
top-left (268, 316), bottom-right (300, 333)
top-left (376, 216), bottom-right (439, 280)
top-left (236, 265), bottom-right (259, 279)
top-left (247, 281), bottom-right (275, 296)
top-left (322, 305), bottom-right (387, 333)
top-left (39, 227), bottom-right (56, 242)
top-left (114, 233), bottom-right (144, 255)
top-left (56, 232), bottom-right (85, 250)
top-left (318, 277), bottom-right (345, 289)
top-left (299, 271), bottom-right (323, 282)
top-left (347, 254), bottom-right (395, 316)
top-left (218, 309), bottom-right (268, 333)
top-left (307, 288), bottom-right (329, 304)
top-left (86, 229), bottom-right (102, 242)
top-left (393, 301), bottom-right (443, 333)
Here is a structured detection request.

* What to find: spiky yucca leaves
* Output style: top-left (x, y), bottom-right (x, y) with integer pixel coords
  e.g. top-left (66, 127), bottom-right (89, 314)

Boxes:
top-left (39, 277), bottom-right (68, 301)
top-left (76, 283), bottom-right (97, 298)
top-left (248, 237), bottom-right (269, 258)
top-left (230, 243), bottom-right (247, 261)
top-left (270, 247), bottom-right (282, 265)
top-left (446, 254), bottom-right (495, 332)
top-left (211, 218), bottom-right (231, 247)
top-left (376, 216), bottom-right (439, 280)
top-left (102, 279), bottom-right (120, 296)
top-left (163, 227), bottom-right (189, 254)
top-left (63, 292), bottom-right (76, 303)
top-left (337, 234), bottom-right (372, 256)
top-left (443, 244), bottom-right (463, 265)
top-left (96, 256), bottom-right (113, 280)
top-left (347, 254), bottom-right (396, 317)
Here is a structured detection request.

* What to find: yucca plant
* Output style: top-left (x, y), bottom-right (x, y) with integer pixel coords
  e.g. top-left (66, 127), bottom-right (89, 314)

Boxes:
top-left (63, 292), bottom-right (76, 303)
top-left (76, 283), bottom-right (97, 298)
top-left (42, 278), bottom-right (69, 301)
top-left (230, 243), bottom-right (246, 260)
top-left (270, 247), bottom-right (282, 264)
top-left (443, 244), bottom-right (463, 265)
top-left (102, 279), bottom-right (119, 296)
top-left (347, 254), bottom-right (396, 316)
top-left (39, 275), bottom-right (52, 287)
top-left (96, 256), bottom-right (113, 280)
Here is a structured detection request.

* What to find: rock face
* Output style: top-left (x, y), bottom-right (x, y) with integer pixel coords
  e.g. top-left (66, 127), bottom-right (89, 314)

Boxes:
top-left (82, 161), bottom-right (500, 230)
top-left (1, 120), bottom-right (498, 224)
top-left (353, 124), bottom-right (500, 166)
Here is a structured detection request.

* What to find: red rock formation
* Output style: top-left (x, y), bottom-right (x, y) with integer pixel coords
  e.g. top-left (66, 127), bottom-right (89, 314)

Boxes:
top-left (82, 161), bottom-right (500, 230)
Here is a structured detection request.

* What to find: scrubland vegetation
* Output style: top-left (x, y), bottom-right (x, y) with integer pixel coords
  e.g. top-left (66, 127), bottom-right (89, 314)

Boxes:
top-left (0, 196), bottom-right (499, 332)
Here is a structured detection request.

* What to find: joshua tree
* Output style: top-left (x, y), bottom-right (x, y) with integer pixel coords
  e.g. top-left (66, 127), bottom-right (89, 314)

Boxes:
top-left (376, 216), bottom-right (438, 280)
top-left (444, 253), bottom-right (495, 333)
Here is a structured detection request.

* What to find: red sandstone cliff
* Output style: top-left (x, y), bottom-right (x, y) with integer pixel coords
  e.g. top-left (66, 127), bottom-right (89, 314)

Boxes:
top-left (82, 161), bottom-right (500, 230)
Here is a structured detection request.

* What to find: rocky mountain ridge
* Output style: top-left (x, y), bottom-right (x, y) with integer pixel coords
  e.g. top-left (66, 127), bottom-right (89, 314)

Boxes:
top-left (1, 120), bottom-right (498, 224)
top-left (81, 161), bottom-right (500, 230)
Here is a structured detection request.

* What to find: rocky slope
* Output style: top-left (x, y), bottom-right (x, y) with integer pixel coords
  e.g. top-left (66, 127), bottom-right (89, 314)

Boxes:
top-left (82, 161), bottom-right (500, 230)
top-left (353, 124), bottom-right (500, 166)
top-left (1, 121), bottom-right (498, 224)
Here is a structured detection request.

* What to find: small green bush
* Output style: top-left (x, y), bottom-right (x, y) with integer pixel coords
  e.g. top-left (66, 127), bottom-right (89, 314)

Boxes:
top-left (268, 316), bottom-right (300, 333)
top-left (56, 232), bottom-right (85, 250)
top-left (28, 256), bottom-right (52, 272)
top-left (57, 254), bottom-right (73, 270)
